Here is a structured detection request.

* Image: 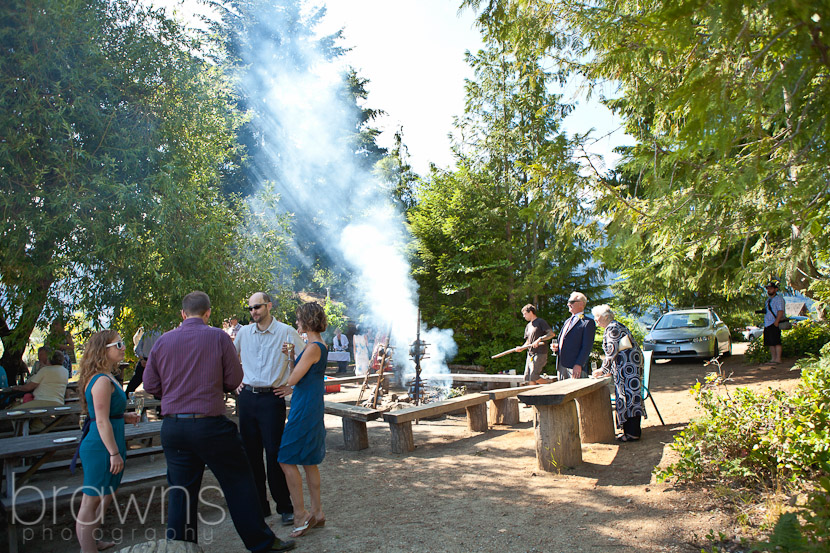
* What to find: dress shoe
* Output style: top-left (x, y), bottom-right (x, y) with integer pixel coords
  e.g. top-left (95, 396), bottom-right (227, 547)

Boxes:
top-left (269, 536), bottom-right (296, 551)
top-left (281, 512), bottom-right (294, 526)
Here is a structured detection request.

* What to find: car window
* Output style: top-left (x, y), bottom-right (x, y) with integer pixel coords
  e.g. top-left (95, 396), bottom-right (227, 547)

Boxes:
top-left (654, 313), bottom-right (711, 330)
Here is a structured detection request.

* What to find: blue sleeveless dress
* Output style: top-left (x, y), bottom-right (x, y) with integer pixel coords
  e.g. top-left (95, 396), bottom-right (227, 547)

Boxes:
top-left (79, 373), bottom-right (127, 496)
top-left (278, 342), bottom-right (328, 465)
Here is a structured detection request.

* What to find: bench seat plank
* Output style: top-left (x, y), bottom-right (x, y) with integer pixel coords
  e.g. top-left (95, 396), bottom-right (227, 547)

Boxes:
top-left (517, 377), bottom-right (611, 406)
top-left (382, 393), bottom-right (489, 424)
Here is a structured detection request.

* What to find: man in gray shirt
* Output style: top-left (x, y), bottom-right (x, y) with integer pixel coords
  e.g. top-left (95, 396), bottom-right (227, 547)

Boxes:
top-left (235, 292), bottom-right (306, 526)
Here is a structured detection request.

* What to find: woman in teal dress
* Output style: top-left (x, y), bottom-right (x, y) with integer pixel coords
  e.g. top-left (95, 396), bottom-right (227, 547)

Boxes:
top-left (76, 330), bottom-right (140, 552)
top-left (276, 302), bottom-right (328, 538)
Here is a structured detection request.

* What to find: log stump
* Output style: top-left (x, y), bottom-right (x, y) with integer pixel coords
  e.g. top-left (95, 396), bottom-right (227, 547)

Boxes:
top-left (574, 383), bottom-right (615, 443)
top-left (488, 397), bottom-right (519, 426)
top-left (389, 421), bottom-right (415, 453)
top-left (342, 419), bottom-right (369, 451)
top-left (465, 402), bottom-right (488, 432)
top-left (117, 540), bottom-right (203, 553)
top-left (534, 402), bottom-right (581, 471)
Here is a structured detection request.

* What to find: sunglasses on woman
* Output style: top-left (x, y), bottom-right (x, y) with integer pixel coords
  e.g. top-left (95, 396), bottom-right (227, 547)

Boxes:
top-left (106, 340), bottom-right (126, 350)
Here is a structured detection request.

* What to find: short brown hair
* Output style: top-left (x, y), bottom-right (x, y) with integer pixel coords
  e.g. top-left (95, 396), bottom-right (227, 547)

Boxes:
top-left (521, 304), bottom-right (537, 315)
top-left (182, 291), bottom-right (211, 316)
top-left (297, 302), bottom-right (327, 333)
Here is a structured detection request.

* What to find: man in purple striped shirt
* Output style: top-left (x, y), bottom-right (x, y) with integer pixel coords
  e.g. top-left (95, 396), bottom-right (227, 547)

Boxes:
top-left (144, 291), bottom-right (295, 552)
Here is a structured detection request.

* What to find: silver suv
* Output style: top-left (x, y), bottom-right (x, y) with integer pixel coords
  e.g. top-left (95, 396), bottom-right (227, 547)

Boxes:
top-left (643, 308), bottom-right (732, 360)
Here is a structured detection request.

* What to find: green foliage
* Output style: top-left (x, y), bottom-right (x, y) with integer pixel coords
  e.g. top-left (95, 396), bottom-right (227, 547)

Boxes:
top-left (410, 15), bottom-right (603, 368)
top-left (0, 0), bottom-right (286, 380)
top-left (657, 343), bottom-right (830, 547)
top-left (463, 0), bottom-right (830, 309)
top-left (323, 298), bottom-right (347, 333)
top-left (745, 321), bottom-right (830, 364)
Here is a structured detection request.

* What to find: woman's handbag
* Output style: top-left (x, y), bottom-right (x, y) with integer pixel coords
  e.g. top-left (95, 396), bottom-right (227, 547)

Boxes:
top-left (619, 334), bottom-right (633, 351)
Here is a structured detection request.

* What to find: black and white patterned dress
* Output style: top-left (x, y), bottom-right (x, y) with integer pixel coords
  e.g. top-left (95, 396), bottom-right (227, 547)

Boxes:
top-left (600, 321), bottom-right (646, 428)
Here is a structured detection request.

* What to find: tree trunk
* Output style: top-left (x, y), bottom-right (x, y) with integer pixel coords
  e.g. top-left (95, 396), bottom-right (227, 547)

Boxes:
top-left (0, 276), bottom-right (53, 383)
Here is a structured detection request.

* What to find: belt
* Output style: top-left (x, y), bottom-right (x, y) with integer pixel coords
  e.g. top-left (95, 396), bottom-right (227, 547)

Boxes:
top-left (164, 414), bottom-right (208, 419)
top-left (241, 384), bottom-right (276, 393)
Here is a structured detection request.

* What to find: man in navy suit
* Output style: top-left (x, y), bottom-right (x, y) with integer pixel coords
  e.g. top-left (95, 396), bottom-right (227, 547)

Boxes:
top-left (551, 292), bottom-right (596, 379)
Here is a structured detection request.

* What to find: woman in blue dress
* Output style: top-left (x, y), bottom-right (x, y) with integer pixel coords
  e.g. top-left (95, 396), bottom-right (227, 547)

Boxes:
top-left (275, 302), bottom-right (328, 538)
top-left (76, 330), bottom-right (141, 552)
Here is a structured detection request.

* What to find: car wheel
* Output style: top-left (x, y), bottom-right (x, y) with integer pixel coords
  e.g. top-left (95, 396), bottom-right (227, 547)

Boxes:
top-left (713, 339), bottom-right (719, 358)
top-left (724, 339), bottom-right (732, 356)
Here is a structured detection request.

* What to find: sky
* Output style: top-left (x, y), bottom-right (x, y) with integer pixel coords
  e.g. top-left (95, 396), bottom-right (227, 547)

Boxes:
top-left (155, 0), bottom-right (631, 175)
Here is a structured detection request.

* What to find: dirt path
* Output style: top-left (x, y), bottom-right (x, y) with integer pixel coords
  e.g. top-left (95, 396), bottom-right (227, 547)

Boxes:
top-left (11, 344), bottom-right (803, 552)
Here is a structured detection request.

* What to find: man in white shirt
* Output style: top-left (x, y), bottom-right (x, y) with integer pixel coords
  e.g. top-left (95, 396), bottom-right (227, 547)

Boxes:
top-left (332, 328), bottom-right (349, 374)
top-left (235, 292), bottom-right (306, 527)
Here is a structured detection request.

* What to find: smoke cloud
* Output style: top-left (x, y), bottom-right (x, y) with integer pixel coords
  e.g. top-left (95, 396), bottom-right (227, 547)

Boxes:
top-left (240, 3), bottom-right (456, 384)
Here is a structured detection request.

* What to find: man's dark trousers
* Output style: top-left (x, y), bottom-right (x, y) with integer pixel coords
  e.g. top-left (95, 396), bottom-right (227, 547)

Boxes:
top-left (160, 416), bottom-right (276, 551)
top-left (238, 388), bottom-right (293, 517)
top-left (125, 360), bottom-right (145, 395)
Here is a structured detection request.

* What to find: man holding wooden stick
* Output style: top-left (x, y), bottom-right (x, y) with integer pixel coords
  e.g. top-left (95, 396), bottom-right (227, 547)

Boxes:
top-left (518, 304), bottom-right (555, 384)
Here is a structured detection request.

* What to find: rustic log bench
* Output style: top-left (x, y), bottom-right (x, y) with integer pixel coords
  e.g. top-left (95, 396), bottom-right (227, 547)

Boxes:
top-left (284, 398), bottom-right (381, 451)
top-left (486, 385), bottom-right (540, 425)
top-left (381, 393), bottom-right (489, 454)
top-left (517, 377), bottom-right (614, 471)
top-left (323, 401), bottom-right (381, 451)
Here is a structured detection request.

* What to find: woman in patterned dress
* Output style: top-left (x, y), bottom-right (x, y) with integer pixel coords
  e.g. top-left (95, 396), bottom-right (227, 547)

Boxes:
top-left (591, 305), bottom-right (647, 442)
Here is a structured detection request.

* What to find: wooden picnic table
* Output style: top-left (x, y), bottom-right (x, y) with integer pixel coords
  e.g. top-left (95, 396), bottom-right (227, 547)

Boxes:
top-left (0, 399), bottom-right (159, 436)
top-left (1, 420), bottom-right (164, 553)
top-left (517, 376), bottom-right (615, 471)
top-left (0, 420), bottom-right (163, 499)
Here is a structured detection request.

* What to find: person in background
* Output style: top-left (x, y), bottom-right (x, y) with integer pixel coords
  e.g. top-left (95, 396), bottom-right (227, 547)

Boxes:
top-left (125, 327), bottom-right (161, 395)
top-left (30, 346), bottom-right (49, 377)
top-left (229, 316), bottom-right (243, 342)
top-left (75, 330), bottom-right (140, 552)
top-left (551, 292), bottom-right (596, 379)
top-left (517, 304), bottom-right (555, 384)
top-left (235, 292), bottom-right (305, 526)
top-left (10, 349), bottom-right (69, 408)
top-left (46, 320), bottom-right (76, 374)
top-left (275, 302), bottom-right (329, 537)
top-left (0, 365), bottom-right (7, 388)
top-left (332, 327), bottom-right (349, 374)
top-left (144, 291), bottom-right (295, 552)
top-left (762, 281), bottom-right (786, 366)
top-left (591, 305), bottom-right (646, 442)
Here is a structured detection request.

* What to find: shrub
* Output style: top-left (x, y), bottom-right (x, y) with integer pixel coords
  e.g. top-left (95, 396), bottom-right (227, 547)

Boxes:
top-left (744, 321), bottom-right (830, 364)
top-left (656, 343), bottom-right (830, 548)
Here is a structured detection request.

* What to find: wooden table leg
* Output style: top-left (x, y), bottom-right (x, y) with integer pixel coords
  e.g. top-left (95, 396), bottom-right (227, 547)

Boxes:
top-left (488, 398), bottom-right (519, 426)
top-left (465, 403), bottom-right (488, 432)
top-left (574, 383), bottom-right (615, 443)
top-left (534, 401), bottom-right (581, 471)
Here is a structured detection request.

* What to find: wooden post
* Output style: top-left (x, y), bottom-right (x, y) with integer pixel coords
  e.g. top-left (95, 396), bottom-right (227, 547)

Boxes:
top-left (465, 402), bottom-right (488, 432)
top-left (534, 402), bottom-right (581, 471)
top-left (341, 419), bottom-right (369, 451)
top-left (488, 397), bottom-right (520, 426)
top-left (389, 421), bottom-right (415, 453)
top-left (574, 383), bottom-right (615, 443)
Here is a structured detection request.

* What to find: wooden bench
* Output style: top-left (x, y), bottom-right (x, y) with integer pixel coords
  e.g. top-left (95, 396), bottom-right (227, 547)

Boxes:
top-left (323, 402), bottom-right (381, 451)
top-left (517, 377), bottom-right (614, 471)
top-left (0, 421), bottom-right (164, 553)
top-left (487, 385), bottom-right (540, 425)
top-left (381, 393), bottom-right (490, 454)
top-left (284, 398), bottom-right (381, 451)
